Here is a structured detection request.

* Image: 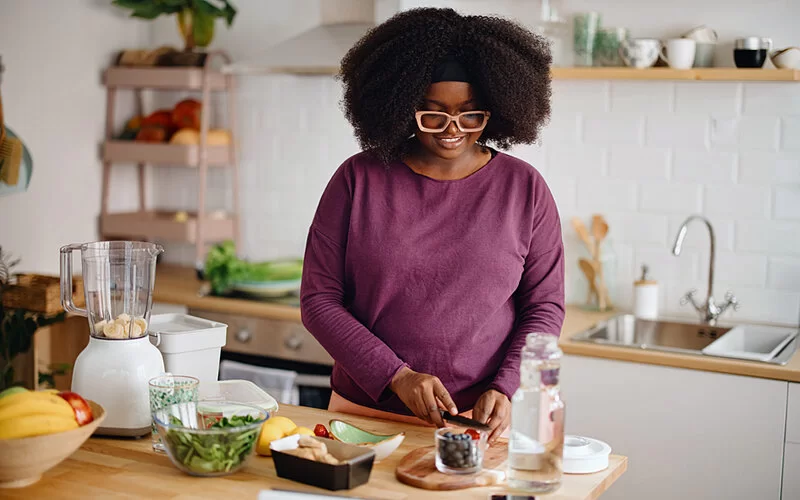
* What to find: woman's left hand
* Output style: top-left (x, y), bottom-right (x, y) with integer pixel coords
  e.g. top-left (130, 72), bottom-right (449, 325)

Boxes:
top-left (472, 389), bottom-right (510, 444)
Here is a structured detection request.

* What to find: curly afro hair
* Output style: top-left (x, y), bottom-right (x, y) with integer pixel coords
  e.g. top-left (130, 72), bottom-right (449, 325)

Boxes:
top-left (339, 7), bottom-right (552, 163)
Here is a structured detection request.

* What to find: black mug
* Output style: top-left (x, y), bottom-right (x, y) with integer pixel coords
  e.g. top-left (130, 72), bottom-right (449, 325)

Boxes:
top-left (734, 37), bottom-right (772, 68)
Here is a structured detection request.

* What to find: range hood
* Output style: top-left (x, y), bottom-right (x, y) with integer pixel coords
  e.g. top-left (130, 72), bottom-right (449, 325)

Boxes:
top-left (224, 0), bottom-right (379, 75)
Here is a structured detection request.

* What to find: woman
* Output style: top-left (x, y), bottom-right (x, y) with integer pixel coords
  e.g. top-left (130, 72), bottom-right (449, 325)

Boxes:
top-left (300, 7), bottom-right (564, 442)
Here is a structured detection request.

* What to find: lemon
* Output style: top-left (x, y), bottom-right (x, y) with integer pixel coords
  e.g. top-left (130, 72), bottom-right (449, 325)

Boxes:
top-left (267, 416), bottom-right (297, 435)
top-left (256, 422), bottom-right (285, 456)
top-left (289, 426), bottom-right (314, 437)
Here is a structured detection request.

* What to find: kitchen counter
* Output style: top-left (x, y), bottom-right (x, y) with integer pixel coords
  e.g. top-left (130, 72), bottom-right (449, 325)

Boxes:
top-left (153, 265), bottom-right (800, 383)
top-left (12, 405), bottom-right (626, 499)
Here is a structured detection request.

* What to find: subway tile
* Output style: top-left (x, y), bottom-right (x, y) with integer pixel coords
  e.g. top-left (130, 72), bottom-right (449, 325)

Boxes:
top-left (640, 183), bottom-right (703, 214)
top-left (547, 144), bottom-right (606, 176)
top-left (583, 113), bottom-right (645, 146)
top-left (743, 83), bottom-right (800, 115)
top-left (738, 115), bottom-right (780, 150)
top-left (603, 213), bottom-right (669, 246)
top-left (635, 246), bottom-right (698, 282)
top-left (607, 146), bottom-right (669, 180)
top-left (545, 175), bottom-right (578, 212)
top-left (610, 82), bottom-right (673, 113)
top-left (714, 253), bottom-right (768, 287)
top-left (706, 185), bottom-right (770, 218)
top-left (782, 117), bottom-right (800, 151)
top-left (739, 151), bottom-right (800, 184)
top-left (551, 80), bottom-right (609, 113)
top-left (769, 257), bottom-right (800, 291)
top-left (672, 150), bottom-right (736, 184)
top-left (664, 282), bottom-right (800, 325)
top-left (646, 114), bottom-right (708, 148)
top-left (576, 178), bottom-right (638, 211)
top-left (540, 112), bottom-right (581, 145)
top-left (775, 187), bottom-right (800, 220)
top-left (675, 82), bottom-right (741, 114)
top-left (736, 221), bottom-right (800, 255)
top-left (507, 143), bottom-right (547, 172)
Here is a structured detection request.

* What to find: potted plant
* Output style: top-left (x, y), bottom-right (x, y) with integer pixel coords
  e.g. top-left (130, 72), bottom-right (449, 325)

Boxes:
top-left (112, 0), bottom-right (237, 56)
top-left (0, 247), bottom-right (65, 390)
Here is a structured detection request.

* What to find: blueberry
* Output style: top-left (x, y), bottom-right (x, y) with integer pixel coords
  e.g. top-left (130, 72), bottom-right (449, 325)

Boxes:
top-left (444, 432), bottom-right (453, 439)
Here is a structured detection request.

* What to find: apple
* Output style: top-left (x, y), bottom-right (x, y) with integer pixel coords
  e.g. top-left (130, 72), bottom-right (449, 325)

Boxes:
top-left (58, 391), bottom-right (94, 426)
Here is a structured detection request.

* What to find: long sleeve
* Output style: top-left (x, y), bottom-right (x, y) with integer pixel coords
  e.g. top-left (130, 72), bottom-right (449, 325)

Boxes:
top-left (300, 163), bottom-right (407, 403)
top-left (488, 177), bottom-right (566, 400)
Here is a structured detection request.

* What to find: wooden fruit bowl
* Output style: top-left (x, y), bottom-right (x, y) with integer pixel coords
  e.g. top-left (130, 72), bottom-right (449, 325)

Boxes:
top-left (0, 400), bottom-right (105, 488)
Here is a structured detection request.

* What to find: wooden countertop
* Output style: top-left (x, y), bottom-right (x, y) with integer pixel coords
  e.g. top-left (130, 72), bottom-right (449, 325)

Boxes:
top-left (13, 405), bottom-right (626, 499)
top-left (153, 265), bottom-right (800, 383)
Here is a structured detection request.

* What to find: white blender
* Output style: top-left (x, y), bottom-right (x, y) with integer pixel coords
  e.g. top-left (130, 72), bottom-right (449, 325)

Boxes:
top-left (60, 241), bottom-right (165, 437)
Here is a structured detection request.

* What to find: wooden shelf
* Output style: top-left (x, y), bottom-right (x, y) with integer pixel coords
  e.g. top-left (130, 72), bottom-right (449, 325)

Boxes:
top-left (103, 67), bottom-right (228, 90)
top-left (103, 141), bottom-right (231, 167)
top-left (100, 211), bottom-right (235, 243)
top-left (550, 67), bottom-right (800, 81)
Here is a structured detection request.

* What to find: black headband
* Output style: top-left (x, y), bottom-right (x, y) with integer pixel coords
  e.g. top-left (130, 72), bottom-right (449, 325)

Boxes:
top-left (431, 56), bottom-right (473, 84)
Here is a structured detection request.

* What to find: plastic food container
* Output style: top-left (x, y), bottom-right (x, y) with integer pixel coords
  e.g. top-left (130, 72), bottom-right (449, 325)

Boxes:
top-left (199, 379), bottom-right (279, 415)
top-left (270, 435), bottom-right (376, 490)
top-left (149, 314), bottom-right (227, 384)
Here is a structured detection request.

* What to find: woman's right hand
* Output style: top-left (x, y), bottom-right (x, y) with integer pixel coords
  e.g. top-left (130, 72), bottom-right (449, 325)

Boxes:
top-left (390, 367), bottom-right (458, 427)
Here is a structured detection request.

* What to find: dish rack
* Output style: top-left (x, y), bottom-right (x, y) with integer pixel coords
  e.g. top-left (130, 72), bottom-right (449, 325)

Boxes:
top-left (99, 51), bottom-right (241, 270)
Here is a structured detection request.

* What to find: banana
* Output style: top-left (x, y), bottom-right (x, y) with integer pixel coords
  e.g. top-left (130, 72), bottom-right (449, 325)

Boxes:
top-left (0, 414), bottom-right (78, 439)
top-left (0, 390), bottom-right (69, 411)
top-left (0, 386), bottom-right (28, 400)
top-left (0, 393), bottom-right (75, 421)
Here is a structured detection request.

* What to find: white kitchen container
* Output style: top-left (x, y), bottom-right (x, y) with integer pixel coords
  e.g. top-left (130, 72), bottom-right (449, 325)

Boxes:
top-left (149, 313), bottom-right (227, 384)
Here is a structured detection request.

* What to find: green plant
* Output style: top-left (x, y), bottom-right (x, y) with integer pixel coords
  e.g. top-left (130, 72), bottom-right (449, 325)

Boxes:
top-left (112, 0), bottom-right (237, 51)
top-left (0, 247), bottom-right (65, 390)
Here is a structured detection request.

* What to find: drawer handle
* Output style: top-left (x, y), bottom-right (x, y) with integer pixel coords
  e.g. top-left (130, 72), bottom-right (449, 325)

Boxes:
top-left (235, 329), bottom-right (252, 343)
top-left (285, 335), bottom-right (303, 351)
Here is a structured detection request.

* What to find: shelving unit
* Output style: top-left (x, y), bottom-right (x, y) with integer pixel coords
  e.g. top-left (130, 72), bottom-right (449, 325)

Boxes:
top-left (251, 65), bottom-right (800, 82)
top-left (100, 51), bottom-right (241, 268)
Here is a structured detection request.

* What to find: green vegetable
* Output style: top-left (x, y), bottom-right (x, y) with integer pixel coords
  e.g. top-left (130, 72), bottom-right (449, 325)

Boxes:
top-left (164, 414), bottom-right (260, 475)
top-left (204, 240), bottom-right (303, 295)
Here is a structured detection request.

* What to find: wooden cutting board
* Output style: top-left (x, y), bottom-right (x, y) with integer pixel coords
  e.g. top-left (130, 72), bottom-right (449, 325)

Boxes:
top-left (395, 441), bottom-right (508, 490)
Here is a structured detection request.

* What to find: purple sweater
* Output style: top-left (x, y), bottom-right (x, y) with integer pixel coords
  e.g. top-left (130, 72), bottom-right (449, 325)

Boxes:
top-left (300, 151), bottom-right (565, 415)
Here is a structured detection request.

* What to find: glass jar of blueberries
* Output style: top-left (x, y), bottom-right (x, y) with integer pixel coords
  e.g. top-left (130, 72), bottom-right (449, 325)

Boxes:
top-left (435, 428), bottom-right (487, 474)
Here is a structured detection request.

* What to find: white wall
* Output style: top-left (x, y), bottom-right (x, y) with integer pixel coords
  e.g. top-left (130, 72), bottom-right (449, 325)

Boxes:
top-left (0, 0), bottom-right (147, 274)
top-left (146, 0), bottom-right (800, 324)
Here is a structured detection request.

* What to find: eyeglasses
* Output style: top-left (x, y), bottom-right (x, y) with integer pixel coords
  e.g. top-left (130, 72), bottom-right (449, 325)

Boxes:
top-left (414, 110), bottom-right (491, 133)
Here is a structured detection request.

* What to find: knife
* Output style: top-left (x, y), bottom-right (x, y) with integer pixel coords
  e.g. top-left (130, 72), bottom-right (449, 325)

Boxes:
top-left (440, 410), bottom-right (491, 431)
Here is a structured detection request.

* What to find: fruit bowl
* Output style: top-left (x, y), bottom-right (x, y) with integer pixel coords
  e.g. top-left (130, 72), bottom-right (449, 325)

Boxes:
top-left (0, 400), bottom-right (105, 488)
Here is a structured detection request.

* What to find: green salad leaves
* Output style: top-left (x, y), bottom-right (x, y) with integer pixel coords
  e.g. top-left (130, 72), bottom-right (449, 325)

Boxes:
top-left (204, 241), bottom-right (303, 295)
top-left (165, 414), bottom-right (260, 474)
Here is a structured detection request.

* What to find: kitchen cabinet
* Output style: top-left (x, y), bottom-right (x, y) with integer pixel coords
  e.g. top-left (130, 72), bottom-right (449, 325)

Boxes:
top-left (783, 443), bottom-right (800, 500)
top-left (561, 354), bottom-right (787, 500)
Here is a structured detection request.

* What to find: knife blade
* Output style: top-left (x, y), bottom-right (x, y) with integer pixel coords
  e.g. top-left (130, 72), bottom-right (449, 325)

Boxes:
top-left (440, 410), bottom-right (491, 431)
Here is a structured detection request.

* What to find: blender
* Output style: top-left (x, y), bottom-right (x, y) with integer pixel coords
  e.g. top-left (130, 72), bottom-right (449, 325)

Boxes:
top-left (60, 241), bottom-right (165, 437)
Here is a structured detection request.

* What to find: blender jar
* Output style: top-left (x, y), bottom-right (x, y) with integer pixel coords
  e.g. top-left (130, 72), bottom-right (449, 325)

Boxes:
top-left (60, 241), bottom-right (163, 339)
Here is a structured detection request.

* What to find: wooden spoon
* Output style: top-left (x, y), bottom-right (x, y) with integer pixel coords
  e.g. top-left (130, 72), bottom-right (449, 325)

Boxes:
top-left (571, 217), bottom-right (594, 257)
top-left (590, 215), bottom-right (612, 310)
top-left (578, 258), bottom-right (599, 307)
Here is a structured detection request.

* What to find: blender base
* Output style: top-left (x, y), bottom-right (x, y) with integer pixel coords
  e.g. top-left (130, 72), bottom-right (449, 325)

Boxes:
top-left (95, 425), bottom-right (151, 438)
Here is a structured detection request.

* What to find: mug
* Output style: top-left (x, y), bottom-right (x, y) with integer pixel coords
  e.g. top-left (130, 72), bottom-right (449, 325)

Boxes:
top-left (682, 25), bottom-right (718, 44)
top-left (693, 42), bottom-right (716, 68)
top-left (660, 38), bottom-right (696, 69)
top-left (734, 37), bottom-right (772, 68)
top-left (619, 38), bottom-right (661, 69)
top-left (770, 47), bottom-right (800, 69)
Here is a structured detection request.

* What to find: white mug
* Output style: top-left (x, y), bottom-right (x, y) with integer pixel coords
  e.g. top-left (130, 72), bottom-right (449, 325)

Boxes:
top-left (660, 38), bottom-right (696, 69)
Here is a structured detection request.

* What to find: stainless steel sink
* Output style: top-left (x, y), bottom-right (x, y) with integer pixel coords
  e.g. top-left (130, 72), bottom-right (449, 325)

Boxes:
top-left (571, 314), bottom-right (799, 365)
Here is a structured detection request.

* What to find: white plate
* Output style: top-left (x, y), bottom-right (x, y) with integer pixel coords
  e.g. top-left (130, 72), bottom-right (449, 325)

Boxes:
top-left (702, 325), bottom-right (798, 362)
top-left (231, 279), bottom-right (301, 298)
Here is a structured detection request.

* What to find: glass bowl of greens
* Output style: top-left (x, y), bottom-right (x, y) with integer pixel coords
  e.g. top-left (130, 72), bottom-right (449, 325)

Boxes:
top-left (153, 400), bottom-right (267, 477)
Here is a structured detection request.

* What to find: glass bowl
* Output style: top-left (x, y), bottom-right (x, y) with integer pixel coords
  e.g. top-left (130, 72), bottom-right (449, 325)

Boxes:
top-left (152, 400), bottom-right (268, 477)
top-left (434, 427), bottom-right (488, 474)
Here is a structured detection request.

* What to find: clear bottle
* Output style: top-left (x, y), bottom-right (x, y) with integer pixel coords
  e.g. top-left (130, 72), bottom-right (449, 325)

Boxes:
top-left (508, 333), bottom-right (565, 493)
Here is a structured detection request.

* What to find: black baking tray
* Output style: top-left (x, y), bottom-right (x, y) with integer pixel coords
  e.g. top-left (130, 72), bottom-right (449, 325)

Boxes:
top-left (271, 437), bottom-right (376, 491)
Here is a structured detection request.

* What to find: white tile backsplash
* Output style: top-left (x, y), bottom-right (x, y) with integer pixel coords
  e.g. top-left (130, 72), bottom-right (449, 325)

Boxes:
top-left (148, 66), bottom-right (800, 325)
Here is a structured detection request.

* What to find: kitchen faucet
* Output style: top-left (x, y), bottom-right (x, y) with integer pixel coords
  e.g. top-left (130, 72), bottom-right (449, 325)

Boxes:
top-left (672, 215), bottom-right (739, 325)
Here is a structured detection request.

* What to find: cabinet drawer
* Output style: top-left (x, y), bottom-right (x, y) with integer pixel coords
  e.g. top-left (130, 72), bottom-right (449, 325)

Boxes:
top-left (187, 309), bottom-right (333, 366)
top-left (788, 383), bottom-right (800, 444)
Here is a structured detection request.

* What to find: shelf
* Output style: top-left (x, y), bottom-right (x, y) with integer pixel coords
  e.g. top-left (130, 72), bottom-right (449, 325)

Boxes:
top-left (550, 67), bottom-right (800, 81)
top-left (104, 67), bottom-right (228, 90)
top-left (103, 141), bottom-right (231, 167)
top-left (100, 211), bottom-right (235, 243)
